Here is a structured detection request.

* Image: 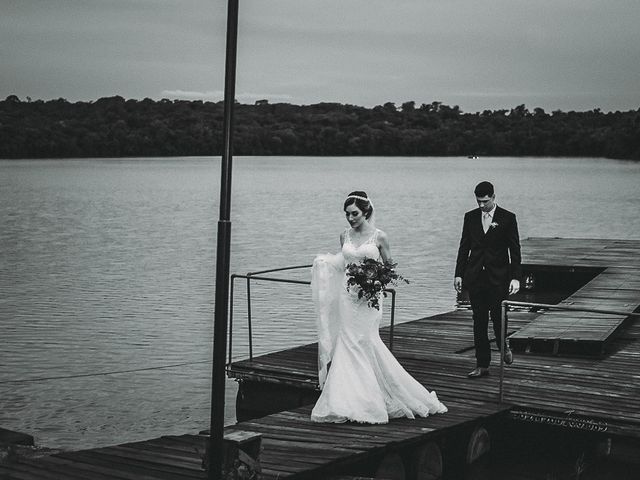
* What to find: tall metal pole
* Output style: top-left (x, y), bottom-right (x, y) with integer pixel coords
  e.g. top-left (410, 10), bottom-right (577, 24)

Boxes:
top-left (209, 0), bottom-right (239, 478)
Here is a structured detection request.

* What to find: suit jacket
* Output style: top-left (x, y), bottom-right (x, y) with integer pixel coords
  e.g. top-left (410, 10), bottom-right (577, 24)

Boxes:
top-left (455, 205), bottom-right (522, 292)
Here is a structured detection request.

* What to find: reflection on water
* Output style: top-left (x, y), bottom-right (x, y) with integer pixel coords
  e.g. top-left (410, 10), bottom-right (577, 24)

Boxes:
top-left (1, 156), bottom-right (639, 450)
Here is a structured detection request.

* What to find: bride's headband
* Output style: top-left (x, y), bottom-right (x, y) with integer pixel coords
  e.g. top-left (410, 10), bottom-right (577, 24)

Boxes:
top-left (346, 195), bottom-right (374, 209)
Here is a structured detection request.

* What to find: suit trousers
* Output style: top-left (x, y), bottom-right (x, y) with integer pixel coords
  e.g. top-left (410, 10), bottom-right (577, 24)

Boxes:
top-left (469, 276), bottom-right (509, 368)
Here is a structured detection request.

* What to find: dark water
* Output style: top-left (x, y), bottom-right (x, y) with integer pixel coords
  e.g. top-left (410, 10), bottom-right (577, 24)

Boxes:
top-left (1, 156), bottom-right (639, 450)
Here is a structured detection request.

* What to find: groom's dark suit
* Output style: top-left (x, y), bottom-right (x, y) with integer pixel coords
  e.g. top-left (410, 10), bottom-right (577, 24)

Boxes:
top-left (455, 205), bottom-right (522, 369)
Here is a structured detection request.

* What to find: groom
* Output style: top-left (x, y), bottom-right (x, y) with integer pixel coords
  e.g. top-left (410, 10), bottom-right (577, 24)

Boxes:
top-left (454, 181), bottom-right (522, 378)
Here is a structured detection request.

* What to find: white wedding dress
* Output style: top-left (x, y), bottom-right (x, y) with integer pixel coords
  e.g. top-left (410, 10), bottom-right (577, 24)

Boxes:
top-left (310, 228), bottom-right (447, 423)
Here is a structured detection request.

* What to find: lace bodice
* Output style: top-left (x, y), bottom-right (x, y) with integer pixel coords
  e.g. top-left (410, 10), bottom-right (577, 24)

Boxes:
top-left (342, 228), bottom-right (380, 263)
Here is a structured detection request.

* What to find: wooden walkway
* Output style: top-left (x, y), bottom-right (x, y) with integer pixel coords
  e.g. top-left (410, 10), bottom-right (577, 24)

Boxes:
top-left (0, 398), bottom-right (508, 479)
top-left (229, 307), bottom-right (640, 438)
top-left (225, 399), bottom-right (507, 479)
top-left (3, 237), bottom-right (640, 479)
top-left (228, 238), bottom-right (640, 439)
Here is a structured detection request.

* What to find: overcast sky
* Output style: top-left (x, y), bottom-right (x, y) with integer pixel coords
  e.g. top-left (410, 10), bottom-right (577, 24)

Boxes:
top-left (2, 0), bottom-right (639, 112)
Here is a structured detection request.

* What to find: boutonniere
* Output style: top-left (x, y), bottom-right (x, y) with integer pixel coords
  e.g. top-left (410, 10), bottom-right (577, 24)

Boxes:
top-left (490, 222), bottom-right (499, 229)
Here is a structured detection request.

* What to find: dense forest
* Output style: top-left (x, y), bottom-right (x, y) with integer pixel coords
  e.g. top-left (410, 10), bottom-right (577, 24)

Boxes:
top-left (1, 95), bottom-right (639, 159)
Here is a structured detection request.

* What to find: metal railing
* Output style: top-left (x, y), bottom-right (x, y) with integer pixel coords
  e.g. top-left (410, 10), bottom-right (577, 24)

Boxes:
top-left (498, 300), bottom-right (640, 404)
top-left (228, 264), bottom-right (398, 364)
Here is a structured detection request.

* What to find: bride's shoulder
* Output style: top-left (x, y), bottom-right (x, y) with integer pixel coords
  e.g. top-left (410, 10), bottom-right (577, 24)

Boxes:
top-left (375, 228), bottom-right (389, 244)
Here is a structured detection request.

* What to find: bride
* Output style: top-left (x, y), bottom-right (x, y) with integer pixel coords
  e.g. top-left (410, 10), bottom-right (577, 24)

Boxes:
top-left (310, 191), bottom-right (447, 424)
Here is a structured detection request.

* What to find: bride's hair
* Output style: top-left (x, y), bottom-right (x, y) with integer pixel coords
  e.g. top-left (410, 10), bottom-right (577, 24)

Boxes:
top-left (344, 190), bottom-right (374, 220)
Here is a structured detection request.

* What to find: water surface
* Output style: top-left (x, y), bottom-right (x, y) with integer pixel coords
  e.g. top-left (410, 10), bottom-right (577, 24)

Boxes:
top-left (1, 156), bottom-right (638, 449)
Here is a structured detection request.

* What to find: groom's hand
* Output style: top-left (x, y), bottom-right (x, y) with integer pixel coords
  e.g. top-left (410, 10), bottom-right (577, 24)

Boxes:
top-left (454, 277), bottom-right (463, 293)
top-left (509, 279), bottom-right (520, 295)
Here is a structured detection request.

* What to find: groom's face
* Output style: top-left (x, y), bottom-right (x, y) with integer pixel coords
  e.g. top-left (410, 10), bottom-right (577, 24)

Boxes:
top-left (476, 194), bottom-right (495, 212)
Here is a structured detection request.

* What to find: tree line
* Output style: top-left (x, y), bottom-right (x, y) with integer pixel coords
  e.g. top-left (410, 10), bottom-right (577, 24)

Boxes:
top-left (1, 95), bottom-right (638, 159)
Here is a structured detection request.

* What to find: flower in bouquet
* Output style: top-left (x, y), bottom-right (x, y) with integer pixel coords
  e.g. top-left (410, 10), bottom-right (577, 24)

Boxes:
top-left (345, 257), bottom-right (409, 310)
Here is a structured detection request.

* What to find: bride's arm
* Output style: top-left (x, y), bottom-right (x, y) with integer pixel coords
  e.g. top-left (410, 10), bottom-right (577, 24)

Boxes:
top-left (340, 230), bottom-right (346, 248)
top-left (377, 230), bottom-right (392, 263)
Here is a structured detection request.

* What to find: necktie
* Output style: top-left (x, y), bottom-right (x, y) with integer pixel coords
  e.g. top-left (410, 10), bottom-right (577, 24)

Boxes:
top-left (482, 212), bottom-right (491, 233)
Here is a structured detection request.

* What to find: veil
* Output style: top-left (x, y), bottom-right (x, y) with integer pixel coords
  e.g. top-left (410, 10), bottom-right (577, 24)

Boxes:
top-left (311, 251), bottom-right (345, 388)
top-left (366, 199), bottom-right (376, 230)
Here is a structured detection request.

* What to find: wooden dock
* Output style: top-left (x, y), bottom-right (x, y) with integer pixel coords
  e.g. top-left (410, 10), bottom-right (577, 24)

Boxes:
top-left (1, 398), bottom-right (507, 479)
top-left (230, 238), bottom-right (640, 437)
top-left (2, 237), bottom-right (640, 479)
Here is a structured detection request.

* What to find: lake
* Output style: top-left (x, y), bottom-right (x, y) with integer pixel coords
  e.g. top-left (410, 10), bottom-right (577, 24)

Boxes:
top-left (1, 156), bottom-right (639, 451)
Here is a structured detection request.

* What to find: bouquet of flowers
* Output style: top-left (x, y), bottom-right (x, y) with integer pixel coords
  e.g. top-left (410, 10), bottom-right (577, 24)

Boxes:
top-left (345, 258), bottom-right (409, 310)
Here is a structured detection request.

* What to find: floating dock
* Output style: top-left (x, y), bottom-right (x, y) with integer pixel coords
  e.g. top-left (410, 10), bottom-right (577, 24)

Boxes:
top-left (230, 238), bottom-right (640, 436)
top-left (2, 238), bottom-right (639, 479)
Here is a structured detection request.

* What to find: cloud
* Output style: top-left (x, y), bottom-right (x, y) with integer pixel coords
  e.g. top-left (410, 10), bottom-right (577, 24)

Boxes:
top-left (236, 92), bottom-right (294, 104)
top-left (160, 90), bottom-right (222, 101)
top-left (161, 89), bottom-right (293, 104)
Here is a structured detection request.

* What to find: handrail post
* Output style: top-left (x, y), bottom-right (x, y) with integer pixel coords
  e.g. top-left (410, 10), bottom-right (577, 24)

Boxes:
top-left (246, 275), bottom-right (253, 361)
top-left (499, 301), bottom-right (508, 404)
top-left (389, 289), bottom-right (396, 353)
top-left (228, 275), bottom-right (236, 365)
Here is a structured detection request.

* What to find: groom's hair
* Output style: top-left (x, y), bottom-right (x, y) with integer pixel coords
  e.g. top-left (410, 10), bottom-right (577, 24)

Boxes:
top-left (474, 181), bottom-right (494, 197)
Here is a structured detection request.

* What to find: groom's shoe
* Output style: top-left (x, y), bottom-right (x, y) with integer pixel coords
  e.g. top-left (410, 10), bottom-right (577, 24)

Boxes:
top-left (467, 367), bottom-right (490, 378)
top-left (504, 347), bottom-right (514, 365)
